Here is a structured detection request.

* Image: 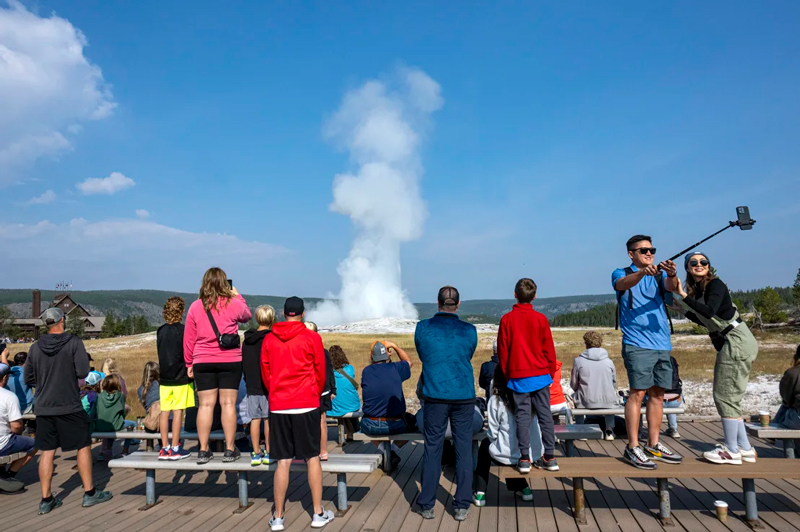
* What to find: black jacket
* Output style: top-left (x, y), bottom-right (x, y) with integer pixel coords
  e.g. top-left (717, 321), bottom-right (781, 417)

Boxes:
top-left (780, 365), bottom-right (800, 410)
top-left (478, 355), bottom-right (498, 398)
top-left (157, 323), bottom-right (189, 386)
top-left (25, 332), bottom-right (89, 416)
top-left (323, 349), bottom-right (336, 397)
top-left (242, 328), bottom-right (270, 396)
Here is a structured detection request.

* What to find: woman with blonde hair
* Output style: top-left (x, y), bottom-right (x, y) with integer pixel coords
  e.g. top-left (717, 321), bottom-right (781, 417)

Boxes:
top-left (184, 267), bottom-right (252, 463)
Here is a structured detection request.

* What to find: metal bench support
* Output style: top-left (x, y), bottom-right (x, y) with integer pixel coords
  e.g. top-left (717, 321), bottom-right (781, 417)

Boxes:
top-left (657, 478), bottom-right (673, 526)
top-left (235, 471), bottom-right (253, 513)
top-left (742, 478), bottom-right (763, 529)
top-left (573, 478), bottom-right (587, 525)
top-left (565, 440), bottom-right (575, 457)
top-left (139, 469), bottom-right (161, 511)
top-left (336, 472), bottom-right (349, 516)
top-left (784, 439), bottom-right (796, 459)
top-left (338, 423), bottom-right (347, 447)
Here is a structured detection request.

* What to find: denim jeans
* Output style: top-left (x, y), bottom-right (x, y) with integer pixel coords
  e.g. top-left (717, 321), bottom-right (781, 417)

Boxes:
top-left (663, 397), bottom-right (683, 430)
top-left (774, 405), bottom-right (800, 430)
top-left (360, 416), bottom-right (410, 436)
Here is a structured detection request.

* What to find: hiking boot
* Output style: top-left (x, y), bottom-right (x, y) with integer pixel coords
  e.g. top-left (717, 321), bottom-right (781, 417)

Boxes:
top-left (643, 442), bottom-right (683, 464)
top-left (703, 444), bottom-right (742, 465)
top-left (270, 514), bottom-right (285, 531)
top-left (38, 497), bottom-right (62, 514)
top-left (223, 447), bottom-right (241, 463)
top-left (604, 429), bottom-right (615, 441)
top-left (311, 509), bottom-right (335, 528)
top-left (251, 451), bottom-right (263, 466)
top-left (740, 447), bottom-right (757, 463)
top-left (518, 458), bottom-right (532, 474)
top-left (196, 450), bottom-right (213, 464)
top-left (262, 452), bottom-right (272, 465)
top-left (517, 487), bottom-right (533, 502)
top-left (664, 427), bottom-right (681, 439)
top-left (623, 445), bottom-right (657, 470)
top-left (169, 445), bottom-right (191, 460)
top-left (534, 456), bottom-right (559, 471)
top-left (454, 508), bottom-right (469, 521)
top-left (158, 447), bottom-right (171, 460)
top-left (82, 490), bottom-right (113, 507)
top-left (419, 508), bottom-right (435, 519)
top-left (473, 492), bottom-right (486, 507)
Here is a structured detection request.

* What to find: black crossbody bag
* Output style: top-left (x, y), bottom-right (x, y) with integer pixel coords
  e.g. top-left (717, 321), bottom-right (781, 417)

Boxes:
top-left (206, 309), bottom-right (240, 349)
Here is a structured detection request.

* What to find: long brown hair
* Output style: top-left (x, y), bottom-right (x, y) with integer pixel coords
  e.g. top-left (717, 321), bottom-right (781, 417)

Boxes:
top-left (200, 267), bottom-right (234, 312)
top-left (102, 373), bottom-right (123, 394)
top-left (685, 254), bottom-right (718, 298)
top-left (139, 361), bottom-right (160, 407)
top-left (329, 345), bottom-right (349, 370)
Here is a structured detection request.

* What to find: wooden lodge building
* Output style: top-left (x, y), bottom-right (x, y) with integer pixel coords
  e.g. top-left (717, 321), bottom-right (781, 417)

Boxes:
top-left (13, 290), bottom-right (105, 340)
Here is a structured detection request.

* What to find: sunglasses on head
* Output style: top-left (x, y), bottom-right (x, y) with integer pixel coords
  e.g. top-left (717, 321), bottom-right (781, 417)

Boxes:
top-left (633, 247), bottom-right (656, 255)
top-left (689, 259), bottom-right (709, 267)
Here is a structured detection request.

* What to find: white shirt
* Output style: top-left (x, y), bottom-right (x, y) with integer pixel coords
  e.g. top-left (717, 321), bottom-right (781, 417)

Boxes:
top-left (0, 387), bottom-right (22, 450)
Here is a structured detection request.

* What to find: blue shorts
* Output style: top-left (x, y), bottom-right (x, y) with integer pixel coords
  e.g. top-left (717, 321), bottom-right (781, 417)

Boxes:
top-left (622, 344), bottom-right (672, 391)
top-left (0, 434), bottom-right (35, 457)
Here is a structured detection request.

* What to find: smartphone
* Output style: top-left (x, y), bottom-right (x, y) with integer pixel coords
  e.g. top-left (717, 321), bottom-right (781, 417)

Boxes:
top-left (736, 206), bottom-right (753, 230)
top-left (227, 279), bottom-right (233, 289)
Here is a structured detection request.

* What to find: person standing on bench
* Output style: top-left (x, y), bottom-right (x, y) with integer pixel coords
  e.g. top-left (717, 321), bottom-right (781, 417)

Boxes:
top-left (261, 296), bottom-right (334, 530)
top-left (242, 305), bottom-right (275, 466)
top-left (497, 278), bottom-right (559, 473)
top-left (24, 308), bottom-right (112, 514)
top-left (673, 252), bottom-right (758, 464)
top-left (613, 235), bottom-right (682, 469)
top-left (184, 267), bottom-right (252, 464)
top-left (415, 285), bottom-right (477, 522)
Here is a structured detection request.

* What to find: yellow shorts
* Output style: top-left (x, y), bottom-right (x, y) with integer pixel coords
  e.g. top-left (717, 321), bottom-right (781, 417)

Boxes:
top-left (159, 383), bottom-right (195, 411)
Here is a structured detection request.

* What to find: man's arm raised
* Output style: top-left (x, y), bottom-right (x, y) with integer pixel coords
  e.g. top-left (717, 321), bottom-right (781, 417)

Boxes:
top-left (614, 265), bottom-right (657, 291)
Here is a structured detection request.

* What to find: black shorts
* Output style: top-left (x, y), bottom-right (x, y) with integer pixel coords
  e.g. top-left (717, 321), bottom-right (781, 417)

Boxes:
top-left (35, 411), bottom-right (92, 452)
top-left (269, 409), bottom-right (321, 461)
top-left (320, 394), bottom-right (333, 412)
top-left (193, 361), bottom-right (243, 391)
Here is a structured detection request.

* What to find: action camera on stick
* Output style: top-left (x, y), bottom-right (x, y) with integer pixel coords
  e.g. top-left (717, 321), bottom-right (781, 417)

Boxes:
top-left (665, 206), bottom-right (756, 263)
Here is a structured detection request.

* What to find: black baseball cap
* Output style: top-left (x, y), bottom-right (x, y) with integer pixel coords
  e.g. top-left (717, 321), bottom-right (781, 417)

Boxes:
top-left (437, 286), bottom-right (460, 307)
top-left (284, 296), bottom-right (305, 317)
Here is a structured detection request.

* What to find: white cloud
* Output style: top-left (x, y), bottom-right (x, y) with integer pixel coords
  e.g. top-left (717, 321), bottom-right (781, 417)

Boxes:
top-left (22, 189), bottom-right (56, 205)
top-left (135, 209), bottom-right (150, 219)
top-left (76, 172), bottom-right (135, 195)
top-left (0, 217), bottom-right (290, 289)
top-left (0, 1), bottom-right (116, 183)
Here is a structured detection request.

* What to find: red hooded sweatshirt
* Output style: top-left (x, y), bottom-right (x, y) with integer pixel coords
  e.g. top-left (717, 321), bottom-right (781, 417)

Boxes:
top-left (497, 303), bottom-right (557, 380)
top-left (260, 321), bottom-right (326, 411)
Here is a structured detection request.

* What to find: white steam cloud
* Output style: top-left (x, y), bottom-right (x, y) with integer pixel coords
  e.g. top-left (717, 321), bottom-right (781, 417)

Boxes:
top-left (308, 67), bottom-right (443, 326)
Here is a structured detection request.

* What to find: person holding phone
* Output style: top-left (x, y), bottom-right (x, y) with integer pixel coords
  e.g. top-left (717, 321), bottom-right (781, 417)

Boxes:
top-left (184, 267), bottom-right (251, 464)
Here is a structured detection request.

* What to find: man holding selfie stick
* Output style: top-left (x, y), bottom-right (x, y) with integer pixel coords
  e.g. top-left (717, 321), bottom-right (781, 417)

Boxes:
top-left (612, 235), bottom-right (683, 470)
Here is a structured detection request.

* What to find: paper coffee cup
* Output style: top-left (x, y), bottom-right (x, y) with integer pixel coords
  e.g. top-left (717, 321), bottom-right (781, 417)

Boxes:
top-left (759, 411), bottom-right (770, 426)
top-left (714, 500), bottom-right (728, 522)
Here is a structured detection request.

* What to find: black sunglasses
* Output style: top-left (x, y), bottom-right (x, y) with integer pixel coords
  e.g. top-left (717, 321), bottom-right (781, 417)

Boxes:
top-left (689, 259), bottom-right (709, 267)
top-left (633, 247), bottom-right (657, 255)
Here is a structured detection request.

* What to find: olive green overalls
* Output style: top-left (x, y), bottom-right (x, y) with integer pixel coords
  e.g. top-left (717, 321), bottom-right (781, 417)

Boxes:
top-left (676, 300), bottom-right (758, 418)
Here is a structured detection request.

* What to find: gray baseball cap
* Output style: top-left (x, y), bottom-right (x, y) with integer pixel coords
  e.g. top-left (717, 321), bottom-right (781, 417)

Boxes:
top-left (371, 341), bottom-right (389, 362)
top-left (43, 307), bottom-right (64, 325)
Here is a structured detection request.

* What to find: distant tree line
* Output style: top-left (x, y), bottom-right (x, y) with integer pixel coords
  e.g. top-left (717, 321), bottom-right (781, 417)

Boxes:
top-left (100, 312), bottom-right (156, 338)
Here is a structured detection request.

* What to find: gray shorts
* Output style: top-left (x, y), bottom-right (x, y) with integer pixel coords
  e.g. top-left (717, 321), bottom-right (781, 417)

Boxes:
top-left (621, 344), bottom-right (672, 391)
top-left (246, 394), bottom-right (269, 419)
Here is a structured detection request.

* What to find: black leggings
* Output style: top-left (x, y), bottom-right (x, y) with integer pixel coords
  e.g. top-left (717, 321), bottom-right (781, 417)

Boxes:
top-left (473, 438), bottom-right (529, 493)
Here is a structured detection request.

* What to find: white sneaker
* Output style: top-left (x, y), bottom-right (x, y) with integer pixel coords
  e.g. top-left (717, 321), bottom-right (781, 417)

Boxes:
top-left (270, 514), bottom-right (285, 531)
top-left (604, 430), bottom-right (615, 441)
top-left (740, 448), bottom-right (757, 463)
top-left (703, 444), bottom-right (742, 465)
top-left (311, 509), bottom-right (334, 528)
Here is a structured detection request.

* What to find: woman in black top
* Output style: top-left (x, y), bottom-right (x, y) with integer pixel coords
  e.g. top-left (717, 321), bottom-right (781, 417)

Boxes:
top-left (674, 251), bottom-right (759, 465)
top-left (774, 346), bottom-right (800, 430)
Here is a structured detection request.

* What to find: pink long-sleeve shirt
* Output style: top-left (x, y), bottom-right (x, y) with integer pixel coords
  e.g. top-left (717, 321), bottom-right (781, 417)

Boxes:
top-left (183, 294), bottom-right (252, 366)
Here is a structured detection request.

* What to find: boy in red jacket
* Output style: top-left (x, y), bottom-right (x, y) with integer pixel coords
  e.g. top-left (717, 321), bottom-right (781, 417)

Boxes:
top-left (260, 297), bottom-right (334, 530)
top-left (497, 278), bottom-right (559, 472)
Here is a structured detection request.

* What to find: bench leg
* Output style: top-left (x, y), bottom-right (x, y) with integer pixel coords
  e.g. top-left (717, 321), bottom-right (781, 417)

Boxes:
top-left (573, 478), bottom-right (587, 525)
top-left (234, 471), bottom-right (253, 513)
top-left (742, 478), bottom-right (763, 529)
top-left (784, 439), bottom-right (796, 459)
top-left (146, 440), bottom-right (154, 452)
top-left (383, 444), bottom-right (392, 473)
top-left (657, 478), bottom-right (674, 526)
top-left (138, 469), bottom-right (161, 511)
top-left (338, 422), bottom-right (346, 447)
top-left (565, 440), bottom-right (575, 457)
top-left (336, 472), bottom-right (350, 516)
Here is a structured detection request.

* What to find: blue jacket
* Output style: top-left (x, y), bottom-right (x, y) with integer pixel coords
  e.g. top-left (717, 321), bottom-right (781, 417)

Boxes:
top-left (414, 312), bottom-right (477, 403)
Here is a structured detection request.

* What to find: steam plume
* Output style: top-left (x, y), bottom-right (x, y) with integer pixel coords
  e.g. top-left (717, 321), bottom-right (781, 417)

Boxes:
top-left (309, 67), bottom-right (443, 326)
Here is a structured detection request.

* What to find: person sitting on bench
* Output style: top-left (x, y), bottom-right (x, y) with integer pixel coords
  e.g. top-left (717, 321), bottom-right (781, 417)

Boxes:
top-left (0, 363), bottom-right (37, 493)
top-left (473, 365), bottom-right (542, 507)
top-left (327, 346), bottom-right (361, 438)
top-left (571, 331), bottom-right (619, 441)
top-left (774, 345), bottom-right (800, 430)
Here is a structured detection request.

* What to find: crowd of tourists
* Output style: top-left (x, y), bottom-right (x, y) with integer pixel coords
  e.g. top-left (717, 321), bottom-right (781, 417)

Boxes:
top-left (1, 238), bottom-right (799, 524)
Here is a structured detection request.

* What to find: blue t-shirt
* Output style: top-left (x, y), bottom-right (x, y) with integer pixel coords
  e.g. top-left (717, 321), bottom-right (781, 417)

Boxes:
top-left (507, 374), bottom-right (553, 394)
top-left (6, 366), bottom-right (33, 411)
top-left (361, 361), bottom-right (411, 419)
top-left (612, 264), bottom-right (672, 351)
top-left (328, 365), bottom-right (362, 417)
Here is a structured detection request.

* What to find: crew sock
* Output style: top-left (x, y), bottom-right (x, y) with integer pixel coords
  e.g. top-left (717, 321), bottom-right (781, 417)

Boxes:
top-left (737, 419), bottom-right (753, 451)
top-left (543, 454), bottom-right (555, 461)
top-left (721, 418), bottom-right (739, 453)
top-left (85, 488), bottom-right (96, 497)
top-left (42, 496), bottom-right (54, 503)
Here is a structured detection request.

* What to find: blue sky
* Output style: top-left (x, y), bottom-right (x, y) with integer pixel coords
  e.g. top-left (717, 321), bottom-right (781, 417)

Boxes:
top-left (2, 0), bottom-right (799, 302)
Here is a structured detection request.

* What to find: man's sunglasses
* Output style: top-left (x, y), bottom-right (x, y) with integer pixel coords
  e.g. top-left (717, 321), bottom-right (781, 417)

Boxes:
top-left (633, 247), bottom-right (657, 255)
top-left (689, 259), bottom-right (710, 267)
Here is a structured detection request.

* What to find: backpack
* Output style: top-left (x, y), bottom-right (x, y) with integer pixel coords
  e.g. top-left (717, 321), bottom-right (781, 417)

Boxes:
top-left (666, 357), bottom-right (682, 395)
top-left (615, 267), bottom-right (673, 334)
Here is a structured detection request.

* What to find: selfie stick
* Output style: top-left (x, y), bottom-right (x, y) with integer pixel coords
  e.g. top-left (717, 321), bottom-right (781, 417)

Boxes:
top-left (666, 206), bottom-right (756, 263)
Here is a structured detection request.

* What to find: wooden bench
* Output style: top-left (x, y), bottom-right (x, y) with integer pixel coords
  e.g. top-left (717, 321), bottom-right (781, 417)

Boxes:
top-left (500, 456), bottom-right (793, 529)
top-left (351, 424), bottom-right (603, 471)
top-left (745, 422), bottom-right (800, 458)
top-left (327, 411), bottom-right (363, 446)
top-left (108, 451), bottom-right (381, 515)
top-left (570, 406), bottom-right (685, 425)
top-left (0, 451), bottom-right (28, 466)
top-left (93, 430), bottom-right (244, 452)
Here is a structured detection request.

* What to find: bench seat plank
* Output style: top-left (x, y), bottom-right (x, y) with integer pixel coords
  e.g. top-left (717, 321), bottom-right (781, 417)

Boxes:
top-left (92, 431), bottom-right (235, 440)
top-left (0, 451), bottom-right (28, 465)
top-left (744, 423), bottom-right (800, 439)
top-left (328, 411), bottom-right (363, 419)
top-left (571, 407), bottom-right (685, 416)
top-left (349, 424), bottom-right (603, 442)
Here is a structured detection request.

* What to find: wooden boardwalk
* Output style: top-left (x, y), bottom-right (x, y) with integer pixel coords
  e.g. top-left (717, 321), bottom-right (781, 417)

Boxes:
top-left (2, 421), bottom-right (799, 531)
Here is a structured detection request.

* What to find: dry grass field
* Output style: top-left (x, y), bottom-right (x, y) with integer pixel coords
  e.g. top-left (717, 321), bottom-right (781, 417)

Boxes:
top-left (6, 323), bottom-right (798, 419)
